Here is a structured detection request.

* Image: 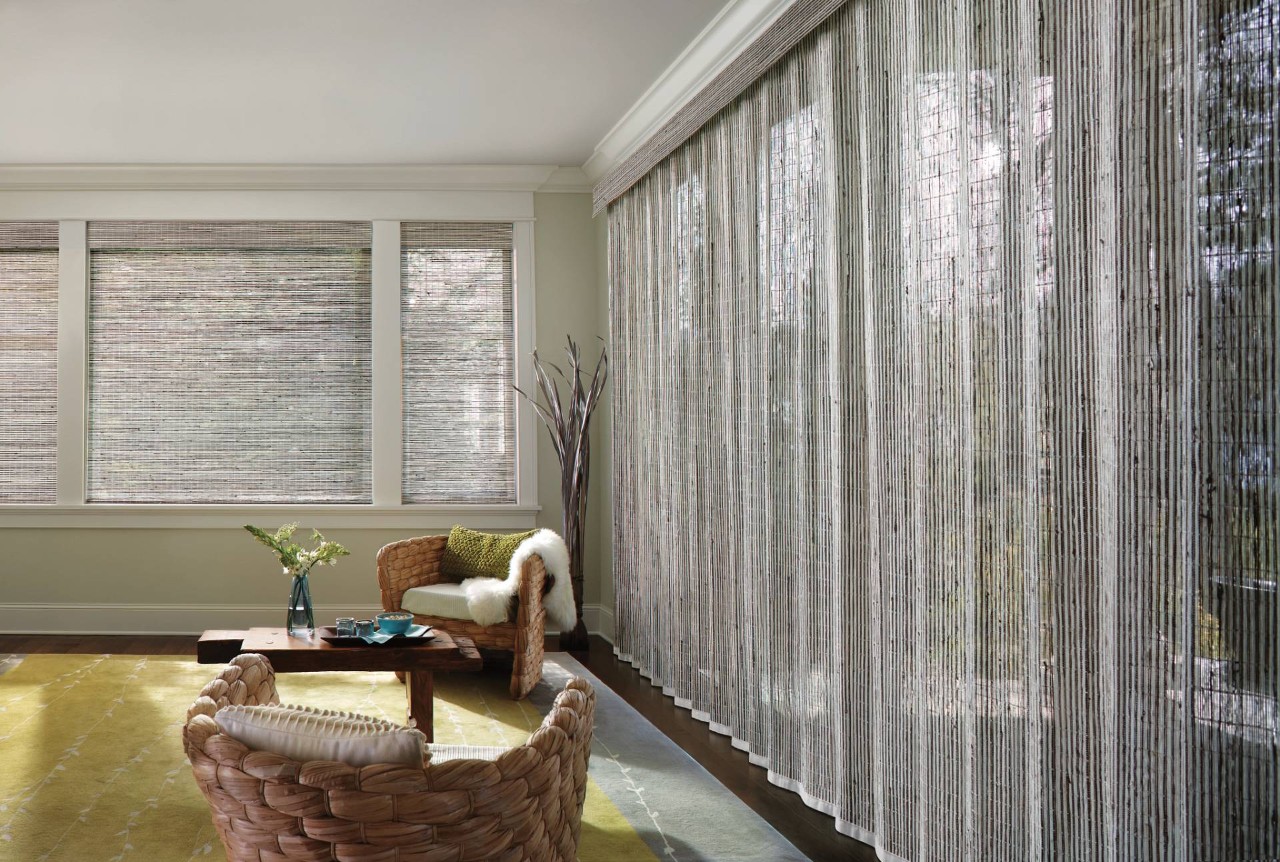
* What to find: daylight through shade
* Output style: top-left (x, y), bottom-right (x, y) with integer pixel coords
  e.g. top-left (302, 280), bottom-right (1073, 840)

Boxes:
top-left (87, 221), bottom-right (373, 504)
top-left (609, 1), bottom-right (1279, 858)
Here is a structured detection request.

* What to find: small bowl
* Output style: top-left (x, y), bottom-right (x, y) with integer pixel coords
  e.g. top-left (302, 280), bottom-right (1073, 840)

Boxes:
top-left (376, 611), bottom-right (414, 635)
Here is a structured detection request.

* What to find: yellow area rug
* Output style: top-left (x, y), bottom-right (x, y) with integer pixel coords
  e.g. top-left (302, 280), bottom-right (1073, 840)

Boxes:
top-left (0, 654), bottom-right (657, 862)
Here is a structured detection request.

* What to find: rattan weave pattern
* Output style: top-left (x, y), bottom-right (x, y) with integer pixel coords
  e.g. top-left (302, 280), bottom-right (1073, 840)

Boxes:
top-left (183, 654), bottom-right (595, 862)
top-left (376, 535), bottom-right (548, 700)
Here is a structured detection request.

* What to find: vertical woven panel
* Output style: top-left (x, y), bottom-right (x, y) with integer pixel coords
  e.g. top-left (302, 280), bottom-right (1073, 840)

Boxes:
top-left (1194, 1), bottom-right (1279, 856)
top-left (400, 223), bottom-right (515, 503)
top-left (610, 1), bottom-right (1278, 859)
top-left (0, 222), bottom-right (58, 503)
top-left (87, 221), bottom-right (372, 503)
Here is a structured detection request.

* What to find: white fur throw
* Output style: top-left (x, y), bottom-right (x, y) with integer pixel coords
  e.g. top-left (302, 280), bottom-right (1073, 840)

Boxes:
top-left (460, 529), bottom-right (576, 631)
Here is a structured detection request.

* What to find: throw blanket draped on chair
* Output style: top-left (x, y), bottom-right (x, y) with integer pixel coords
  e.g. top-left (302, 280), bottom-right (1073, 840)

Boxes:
top-left (462, 528), bottom-right (575, 630)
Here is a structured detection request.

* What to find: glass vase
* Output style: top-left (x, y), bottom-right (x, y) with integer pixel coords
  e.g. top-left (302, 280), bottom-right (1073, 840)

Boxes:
top-left (287, 572), bottom-right (315, 638)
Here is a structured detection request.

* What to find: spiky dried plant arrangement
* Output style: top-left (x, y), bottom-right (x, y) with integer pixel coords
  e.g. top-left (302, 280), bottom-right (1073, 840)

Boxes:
top-left (516, 336), bottom-right (608, 649)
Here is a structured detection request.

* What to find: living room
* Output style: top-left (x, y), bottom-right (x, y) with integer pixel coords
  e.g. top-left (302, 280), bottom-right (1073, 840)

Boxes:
top-left (1, 1), bottom-right (1276, 860)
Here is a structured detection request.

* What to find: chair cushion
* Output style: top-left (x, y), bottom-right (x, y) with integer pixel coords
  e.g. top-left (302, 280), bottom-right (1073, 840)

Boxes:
top-left (215, 703), bottom-right (426, 767)
top-left (440, 525), bottom-right (537, 581)
top-left (426, 743), bottom-right (506, 763)
top-left (401, 582), bottom-right (477, 621)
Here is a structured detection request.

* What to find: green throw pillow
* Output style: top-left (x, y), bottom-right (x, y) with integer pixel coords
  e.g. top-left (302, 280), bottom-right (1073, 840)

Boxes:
top-left (440, 526), bottom-right (537, 581)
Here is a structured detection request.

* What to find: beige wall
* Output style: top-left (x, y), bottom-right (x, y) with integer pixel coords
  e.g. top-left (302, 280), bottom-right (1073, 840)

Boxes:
top-left (0, 193), bottom-right (610, 635)
top-left (0, 528), bottom-right (411, 610)
top-left (589, 211), bottom-right (614, 617)
top-left (530, 193), bottom-right (614, 634)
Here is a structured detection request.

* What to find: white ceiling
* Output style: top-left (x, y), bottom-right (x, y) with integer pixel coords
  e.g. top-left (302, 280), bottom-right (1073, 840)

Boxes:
top-left (0, 0), bottom-right (726, 166)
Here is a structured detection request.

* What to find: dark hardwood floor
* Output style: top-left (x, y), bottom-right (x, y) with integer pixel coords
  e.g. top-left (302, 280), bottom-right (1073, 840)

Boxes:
top-left (0, 632), bottom-right (875, 861)
top-left (567, 638), bottom-right (876, 862)
top-left (0, 633), bottom-right (196, 655)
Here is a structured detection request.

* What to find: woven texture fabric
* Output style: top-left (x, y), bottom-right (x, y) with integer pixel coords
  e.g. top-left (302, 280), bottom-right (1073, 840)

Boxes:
top-left (0, 222), bottom-right (58, 503)
top-left (609, 2), bottom-right (1278, 860)
top-left (86, 221), bottom-right (372, 503)
top-left (441, 525), bottom-right (538, 581)
top-left (377, 535), bottom-right (549, 699)
top-left (401, 222), bottom-right (516, 504)
top-left (184, 654), bottom-right (596, 862)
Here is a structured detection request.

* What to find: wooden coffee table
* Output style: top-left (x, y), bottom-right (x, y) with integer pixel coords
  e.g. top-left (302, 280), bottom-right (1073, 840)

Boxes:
top-left (197, 627), bottom-right (482, 742)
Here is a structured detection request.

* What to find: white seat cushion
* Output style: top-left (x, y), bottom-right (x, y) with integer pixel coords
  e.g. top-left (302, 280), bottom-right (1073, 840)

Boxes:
top-left (426, 743), bottom-right (506, 763)
top-left (215, 703), bottom-right (425, 767)
top-left (401, 582), bottom-right (477, 621)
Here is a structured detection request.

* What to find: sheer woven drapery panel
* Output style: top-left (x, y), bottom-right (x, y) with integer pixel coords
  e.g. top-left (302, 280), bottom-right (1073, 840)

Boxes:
top-left (612, 19), bottom-right (858, 839)
top-left (0, 222), bottom-right (58, 503)
top-left (610, 2), bottom-right (1278, 860)
top-left (87, 221), bottom-right (372, 503)
top-left (400, 223), bottom-right (515, 503)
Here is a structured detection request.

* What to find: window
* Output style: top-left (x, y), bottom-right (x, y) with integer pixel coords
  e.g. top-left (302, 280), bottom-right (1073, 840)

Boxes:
top-left (86, 222), bottom-right (373, 503)
top-left (0, 208), bottom-right (533, 522)
top-left (401, 223), bottom-right (515, 503)
top-left (0, 222), bottom-right (59, 503)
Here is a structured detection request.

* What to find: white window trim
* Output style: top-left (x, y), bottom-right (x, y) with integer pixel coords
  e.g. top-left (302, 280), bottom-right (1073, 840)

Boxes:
top-left (55, 220), bottom-right (88, 506)
top-left (371, 219), bottom-right (404, 508)
top-left (0, 506), bottom-right (540, 530)
top-left (0, 174), bottom-right (543, 528)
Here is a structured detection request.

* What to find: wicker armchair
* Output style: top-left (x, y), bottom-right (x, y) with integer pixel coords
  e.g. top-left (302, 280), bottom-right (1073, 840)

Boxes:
top-left (377, 535), bottom-right (549, 699)
top-left (183, 653), bottom-right (596, 862)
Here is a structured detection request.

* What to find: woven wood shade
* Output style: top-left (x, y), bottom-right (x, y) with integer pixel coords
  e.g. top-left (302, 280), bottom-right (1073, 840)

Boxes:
top-left (609, 1), bottom-right (1278, 858)
top-left (86, 221), bottom-right (373, 504)
top-left (400, 222), bottom-right (515, 504)
top-left (0, 222), bottom-right (58, 503)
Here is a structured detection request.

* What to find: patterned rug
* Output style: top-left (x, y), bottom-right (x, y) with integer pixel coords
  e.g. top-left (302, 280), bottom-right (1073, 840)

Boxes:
top-left (0, 652), bottom-right (805, 862)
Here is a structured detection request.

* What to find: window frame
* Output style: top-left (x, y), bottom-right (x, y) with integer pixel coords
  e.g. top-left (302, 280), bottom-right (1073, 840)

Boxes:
top-left (0, 182), bottom-right (539, 529)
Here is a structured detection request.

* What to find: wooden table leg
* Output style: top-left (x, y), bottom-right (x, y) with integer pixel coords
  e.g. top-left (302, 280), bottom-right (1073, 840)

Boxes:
top-left (196, 630), bottom-right (247, 664)
top-left (405, 670), bottom-right (434, 742)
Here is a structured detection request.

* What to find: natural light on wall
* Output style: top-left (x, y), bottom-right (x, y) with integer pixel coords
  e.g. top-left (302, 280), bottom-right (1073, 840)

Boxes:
top-left (606, 0), bottom-right (1278, 859)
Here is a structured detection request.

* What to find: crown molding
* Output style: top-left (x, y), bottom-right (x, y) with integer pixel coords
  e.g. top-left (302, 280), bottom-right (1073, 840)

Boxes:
top-left (583, 0), bottom-right (795, 183)
top-left (0, 164), bottom-right (574, 193)
top-left (536, 166), bottom-right (593, 194)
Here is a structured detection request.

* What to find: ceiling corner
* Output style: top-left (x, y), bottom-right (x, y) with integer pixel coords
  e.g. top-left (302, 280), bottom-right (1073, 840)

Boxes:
top-left (583, 0), bottom-right (796, 183)
top-left (537, 167), bottom-right (593, 194)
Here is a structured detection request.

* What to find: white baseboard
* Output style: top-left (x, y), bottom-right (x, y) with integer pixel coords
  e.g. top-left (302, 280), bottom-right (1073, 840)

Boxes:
top-left (581, 603), bottom-right (615, 643)
top-left (0, 603), bottom-right (386, 636)
top-left (0, 601), bottom-right (617, 641)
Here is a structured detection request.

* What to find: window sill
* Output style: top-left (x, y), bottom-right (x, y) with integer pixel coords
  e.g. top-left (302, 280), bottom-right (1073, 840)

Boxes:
top-left (0, 504), bottom-right (542, 530)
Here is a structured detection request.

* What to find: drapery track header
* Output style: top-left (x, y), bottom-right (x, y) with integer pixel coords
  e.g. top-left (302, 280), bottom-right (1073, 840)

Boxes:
top-left (591, 0), bottom-right (848, 214)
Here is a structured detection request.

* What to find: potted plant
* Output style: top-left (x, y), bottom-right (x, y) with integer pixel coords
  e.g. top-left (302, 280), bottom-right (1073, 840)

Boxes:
top-left (244, 523), bottom-right (350, 637)
top-left (517, 337), bottom-right (608, 650)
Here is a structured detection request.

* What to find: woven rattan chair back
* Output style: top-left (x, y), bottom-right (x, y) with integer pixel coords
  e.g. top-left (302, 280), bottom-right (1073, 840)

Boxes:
top-left (376, 535), bottom-right (549, 699)
top-left (183, 653), bottom-right (596, 862)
